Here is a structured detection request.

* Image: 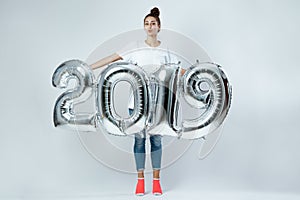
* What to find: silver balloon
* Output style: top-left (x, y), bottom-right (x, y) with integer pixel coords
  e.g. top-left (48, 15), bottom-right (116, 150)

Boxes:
top-left (52, 59), bottom-right (231, 140)
top-left (179, 61), bottom-right (232, 139)
top-left (146, 63), bottom-right (182, 137)
top-left (96, 62), bottom-right (150, 136)
top-left (52, 59), bottom-right (97, 131)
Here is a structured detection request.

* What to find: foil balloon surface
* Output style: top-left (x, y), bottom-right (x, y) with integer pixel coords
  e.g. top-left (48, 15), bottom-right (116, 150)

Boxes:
top-left (179, 61), bottom-right (232, 139)
top-left (52, 59), bottom-right (96, 131)
top-left (96, 62), bottom-right (150, 136)
top-left (145, 63), bottom-right (182, 138)
top-left (52, 60), bottom-right (232, 140)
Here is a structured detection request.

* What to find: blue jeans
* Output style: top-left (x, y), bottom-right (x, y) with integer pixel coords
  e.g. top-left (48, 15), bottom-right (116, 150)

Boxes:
top-left (129, 109), bottom-right (162, 171)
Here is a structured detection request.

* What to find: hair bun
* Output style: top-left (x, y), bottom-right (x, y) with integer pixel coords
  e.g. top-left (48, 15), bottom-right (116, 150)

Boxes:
top-left (150, 7), bottom-right (160, 17)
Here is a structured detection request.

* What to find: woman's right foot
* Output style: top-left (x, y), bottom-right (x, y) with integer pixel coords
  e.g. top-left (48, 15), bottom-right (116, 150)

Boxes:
top-left (135, 178), bottom-right (145, 196)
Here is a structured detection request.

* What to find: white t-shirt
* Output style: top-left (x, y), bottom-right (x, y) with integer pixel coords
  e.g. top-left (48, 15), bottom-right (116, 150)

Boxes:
top-left (116, 40), bottom-right (178, 109)
top-left (117, 40), bottom-right (178, 72)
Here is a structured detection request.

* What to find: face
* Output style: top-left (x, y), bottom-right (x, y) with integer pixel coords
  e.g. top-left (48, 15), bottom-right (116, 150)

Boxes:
top-left (144, 16), bottom-right (160, 36)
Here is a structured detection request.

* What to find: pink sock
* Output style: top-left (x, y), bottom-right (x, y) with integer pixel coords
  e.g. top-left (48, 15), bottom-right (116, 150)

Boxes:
top-left (152, 178), bottom-right (163, 195)
top-left (135, 178), bottom-right (145, 196)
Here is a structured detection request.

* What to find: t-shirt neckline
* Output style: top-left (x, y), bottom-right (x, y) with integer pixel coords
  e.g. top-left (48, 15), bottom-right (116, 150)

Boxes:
top-left (144, 40), bottom-right (161, 48)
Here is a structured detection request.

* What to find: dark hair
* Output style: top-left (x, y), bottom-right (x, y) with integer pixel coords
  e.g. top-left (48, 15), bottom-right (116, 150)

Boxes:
top-left (144, 7), bottom-right (161, 27)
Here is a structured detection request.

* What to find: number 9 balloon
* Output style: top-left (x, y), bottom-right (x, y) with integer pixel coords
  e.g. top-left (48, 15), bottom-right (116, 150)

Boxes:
top-left (179, 61), bottom-right (232, 139)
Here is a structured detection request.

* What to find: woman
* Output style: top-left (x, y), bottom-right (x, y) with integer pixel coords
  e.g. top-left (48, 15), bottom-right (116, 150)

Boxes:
top-left (91, 7), bottom-right (175, 196)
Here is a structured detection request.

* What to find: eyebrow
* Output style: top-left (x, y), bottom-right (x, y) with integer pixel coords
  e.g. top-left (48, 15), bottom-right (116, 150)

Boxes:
top-left (144, 20), bottom-right (157, 23)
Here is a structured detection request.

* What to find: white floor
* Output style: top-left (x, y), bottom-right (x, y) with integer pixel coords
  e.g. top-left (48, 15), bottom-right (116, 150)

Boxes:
top-left (2, 190), bottom-right (300, 200)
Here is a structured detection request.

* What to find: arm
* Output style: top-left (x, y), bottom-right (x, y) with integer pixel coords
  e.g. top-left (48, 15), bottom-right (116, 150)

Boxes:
top-left (181, 68), bottom-right (186, 76)
top-left (90, 53), bottom-right (123, 70)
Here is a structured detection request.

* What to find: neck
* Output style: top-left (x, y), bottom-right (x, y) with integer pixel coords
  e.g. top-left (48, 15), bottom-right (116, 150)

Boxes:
top-left (145, 36), bottom-right (160, 47)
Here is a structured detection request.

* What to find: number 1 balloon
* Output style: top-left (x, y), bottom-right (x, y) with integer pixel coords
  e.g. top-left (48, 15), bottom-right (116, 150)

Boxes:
top-left (145, 63), bottom-right (182, 138)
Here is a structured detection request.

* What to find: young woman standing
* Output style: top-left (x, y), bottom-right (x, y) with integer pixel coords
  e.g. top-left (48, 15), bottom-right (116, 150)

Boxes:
top-left (91, 7), bottom-right (174, 196)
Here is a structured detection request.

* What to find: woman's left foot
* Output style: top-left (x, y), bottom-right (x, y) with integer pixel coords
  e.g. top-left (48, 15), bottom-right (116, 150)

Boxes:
top-left (152, 179), bottom-right (163, 195)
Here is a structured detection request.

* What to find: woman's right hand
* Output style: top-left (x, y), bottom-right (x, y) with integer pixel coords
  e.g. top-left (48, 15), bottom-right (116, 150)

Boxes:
top-left (90, 53), bottom-right (122, 70)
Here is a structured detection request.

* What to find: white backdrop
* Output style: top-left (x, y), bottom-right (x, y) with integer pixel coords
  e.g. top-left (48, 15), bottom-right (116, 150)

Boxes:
top-left (1, 0), bottom-right (300, 199)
